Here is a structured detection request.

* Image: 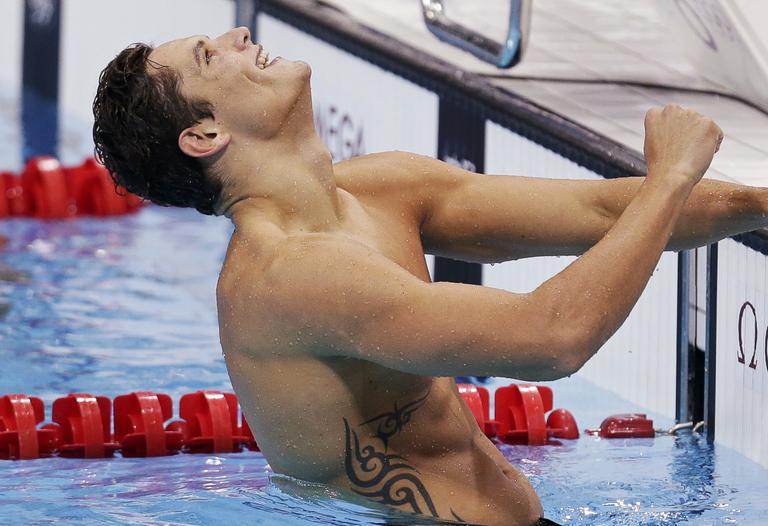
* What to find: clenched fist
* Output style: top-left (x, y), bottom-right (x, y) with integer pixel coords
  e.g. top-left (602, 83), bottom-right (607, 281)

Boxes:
top-left (643, 104), bottom-right (723, 188)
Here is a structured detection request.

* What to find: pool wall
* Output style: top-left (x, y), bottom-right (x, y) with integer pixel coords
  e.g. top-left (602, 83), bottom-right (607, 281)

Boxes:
top-left (1, 0), bottom-right (766, 469)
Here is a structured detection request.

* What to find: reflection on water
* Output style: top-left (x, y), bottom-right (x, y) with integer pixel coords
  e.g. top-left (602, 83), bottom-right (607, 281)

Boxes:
top-left (0, 207), bottom-right (766, 525)
top-left (505, 429), bottom-right (764, 525)
top-left (0, 208), bottom-right (231, 399)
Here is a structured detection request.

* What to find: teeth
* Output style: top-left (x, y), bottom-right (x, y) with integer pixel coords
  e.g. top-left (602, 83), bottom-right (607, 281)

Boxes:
top-left (257, 50), bottom-right (270, 70)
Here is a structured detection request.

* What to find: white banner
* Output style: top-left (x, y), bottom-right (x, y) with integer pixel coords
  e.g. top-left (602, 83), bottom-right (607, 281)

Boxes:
top-left (715, 238), bottom-right (768, 468)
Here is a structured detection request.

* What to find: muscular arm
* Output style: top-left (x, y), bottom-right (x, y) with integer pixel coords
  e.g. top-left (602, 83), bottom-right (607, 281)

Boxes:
top-left (269, 106), bottom-right (721, 380)
top-left (267, 174), bottom-right (690, 379)
top-left (408, 155), bottom-right (767, 263)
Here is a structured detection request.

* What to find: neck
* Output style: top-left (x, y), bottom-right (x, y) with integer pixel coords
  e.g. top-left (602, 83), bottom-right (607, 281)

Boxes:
top-left (218, 129), bottom-right (342, 234)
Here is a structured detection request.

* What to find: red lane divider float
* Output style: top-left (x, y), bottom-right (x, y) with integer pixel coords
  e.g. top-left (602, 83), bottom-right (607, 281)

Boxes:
top-left (457, 384), bottom-right (657, 442)
top-left (51, 393), bottom-right (120, 458)
top-left (1, 384), bottom-right (650, 460)
top-left (0, 390), bottom-right (259, 460)
top-left (175, 391), bottom-right (253, 454)
top-left (114, 392), bottom-right (183, 457)
top-left (21, 157), bottom-right (70, 219)
top-left (1, 156), bottom-right (144, 219)
top-left (1, 171), bottom-right (29, 217)
top-left (457, 383), bottom-right (579, 445)
top-left (0, 394), bottom-right (58, 459)
top-left (590, 413), bottom-right (655, 439)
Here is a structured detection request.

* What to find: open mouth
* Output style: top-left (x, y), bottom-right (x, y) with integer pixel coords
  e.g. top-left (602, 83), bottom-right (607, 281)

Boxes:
top-left (256, 47), bottom-right (271, 69)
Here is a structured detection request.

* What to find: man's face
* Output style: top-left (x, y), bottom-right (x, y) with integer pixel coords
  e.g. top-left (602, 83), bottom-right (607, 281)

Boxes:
top-left (149, 27), bottom-right (310, 139)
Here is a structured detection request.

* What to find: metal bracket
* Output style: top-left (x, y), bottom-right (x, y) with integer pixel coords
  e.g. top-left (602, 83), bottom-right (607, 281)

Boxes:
top-left (421, 0), bottom-right (531, 68)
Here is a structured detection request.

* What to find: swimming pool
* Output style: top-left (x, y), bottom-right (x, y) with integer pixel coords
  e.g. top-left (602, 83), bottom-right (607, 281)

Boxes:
top-left (1, 207), bottom-right (766, 525)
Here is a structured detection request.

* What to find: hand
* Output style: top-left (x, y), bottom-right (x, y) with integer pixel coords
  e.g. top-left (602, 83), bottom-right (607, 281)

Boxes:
top-left (643, 104), bottom-right (723, 188)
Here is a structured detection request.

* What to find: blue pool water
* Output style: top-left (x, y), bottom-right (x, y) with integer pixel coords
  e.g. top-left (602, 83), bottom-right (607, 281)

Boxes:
top-left (1, 207), bottom-right (766, 525)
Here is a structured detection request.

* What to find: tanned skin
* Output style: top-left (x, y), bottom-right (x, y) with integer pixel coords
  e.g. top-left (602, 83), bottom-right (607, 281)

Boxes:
top-left (143, 27), bottom-right (759, 525)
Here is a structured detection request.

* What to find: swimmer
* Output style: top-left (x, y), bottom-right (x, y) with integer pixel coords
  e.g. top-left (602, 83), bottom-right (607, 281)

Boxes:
top-left (92, 28), bottom-right (759, 526)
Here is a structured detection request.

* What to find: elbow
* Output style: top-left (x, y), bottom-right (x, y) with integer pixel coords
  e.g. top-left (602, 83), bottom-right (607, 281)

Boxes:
top-left (540, 325), bottom-right (597, 380)
top-left (529, 290), bottom-right (603, 380)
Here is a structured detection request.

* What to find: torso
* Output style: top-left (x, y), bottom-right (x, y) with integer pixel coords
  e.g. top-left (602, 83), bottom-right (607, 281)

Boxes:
top-left (217, 153), bottom-right (542, 526)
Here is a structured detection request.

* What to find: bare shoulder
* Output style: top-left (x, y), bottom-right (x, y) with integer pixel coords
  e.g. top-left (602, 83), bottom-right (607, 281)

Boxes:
top-left (334, 150), bottom-right (423, 186)
top-left (219, 232), bottom-right (380, 317)
top-left (216, 232), bottom-right (343, 352)
top-left (334, 151), bottom-right (465, 195)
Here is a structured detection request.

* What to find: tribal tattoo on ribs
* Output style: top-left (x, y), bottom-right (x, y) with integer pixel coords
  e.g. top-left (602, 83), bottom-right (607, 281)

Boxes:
top-left (361, 390), bottom-right (429, 449)
top-left (343, 389), bottom-right (464, 520)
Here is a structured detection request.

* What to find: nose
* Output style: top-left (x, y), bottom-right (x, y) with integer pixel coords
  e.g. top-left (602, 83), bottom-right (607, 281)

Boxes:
top-left (217, 26), bottom-right (251, 51)
top-left (232, 26), bottom-right (251, 50)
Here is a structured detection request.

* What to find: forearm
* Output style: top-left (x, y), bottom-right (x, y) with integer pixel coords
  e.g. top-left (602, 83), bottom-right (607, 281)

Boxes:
top-left (533, 177), bottom-right (692, 373)
top-left (600, 177), bottom-right (768, 250)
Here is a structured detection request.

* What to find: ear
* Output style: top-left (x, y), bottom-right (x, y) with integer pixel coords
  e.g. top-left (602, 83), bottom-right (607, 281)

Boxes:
top-left (178, 120), bottom-right (231, 159)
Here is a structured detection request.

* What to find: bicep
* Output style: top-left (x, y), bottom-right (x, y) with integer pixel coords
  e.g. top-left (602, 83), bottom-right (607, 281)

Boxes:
top-left (273, 238), bottom-right (570, 380)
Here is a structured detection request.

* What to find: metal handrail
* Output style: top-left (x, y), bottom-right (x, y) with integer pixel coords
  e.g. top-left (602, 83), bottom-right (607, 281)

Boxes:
top-left (420, 0), bottom-right (530, 68)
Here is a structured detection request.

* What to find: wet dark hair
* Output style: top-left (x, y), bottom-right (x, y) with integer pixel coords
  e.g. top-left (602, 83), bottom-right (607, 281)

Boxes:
top-left (92, 43), bottom-right (222, 215)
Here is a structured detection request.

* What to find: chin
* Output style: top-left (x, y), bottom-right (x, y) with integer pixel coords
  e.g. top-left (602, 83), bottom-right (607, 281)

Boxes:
top-left (294, 60), bottom-right (312, 77)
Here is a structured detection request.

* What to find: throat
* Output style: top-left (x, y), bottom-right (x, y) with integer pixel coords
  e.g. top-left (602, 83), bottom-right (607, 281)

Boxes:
top-left (221, 136), bottom-right (344, 234)
top-left (227, 175), bottom-right (347, 235)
